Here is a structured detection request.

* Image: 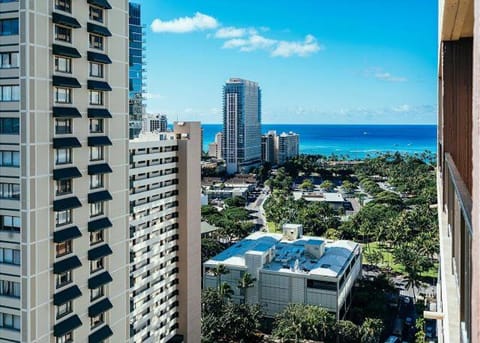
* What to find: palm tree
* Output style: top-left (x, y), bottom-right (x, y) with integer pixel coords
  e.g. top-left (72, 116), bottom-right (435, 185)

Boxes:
top-left (237, 272), bottom-right (256, 304)
top-left (405, 269), bottom-right (422, 301)
top-left (218, 282), bottom-right (234, 299)
top-left (212, 264), bottom-right (229, 289)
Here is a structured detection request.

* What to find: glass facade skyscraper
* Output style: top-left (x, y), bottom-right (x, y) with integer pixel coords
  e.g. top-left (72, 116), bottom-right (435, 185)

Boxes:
top-left (129, 2), bottom-right (144, 139)
top-left (223, 78), bottom-right (262, 174)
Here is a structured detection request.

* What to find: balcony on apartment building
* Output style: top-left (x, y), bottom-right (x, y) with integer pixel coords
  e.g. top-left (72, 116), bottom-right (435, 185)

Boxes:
top-left (435, 0), bottom-right (475, 342)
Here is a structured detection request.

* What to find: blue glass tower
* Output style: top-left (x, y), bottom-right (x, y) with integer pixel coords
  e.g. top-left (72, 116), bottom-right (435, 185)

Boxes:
top-left (129, 2), bottom-right (144, 138)
top-left (223, 78), bottom-right (262, 174)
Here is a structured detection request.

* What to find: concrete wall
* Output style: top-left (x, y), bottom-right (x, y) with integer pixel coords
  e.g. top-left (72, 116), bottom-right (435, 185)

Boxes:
top-left (175, 122), bottom-right (201, 343)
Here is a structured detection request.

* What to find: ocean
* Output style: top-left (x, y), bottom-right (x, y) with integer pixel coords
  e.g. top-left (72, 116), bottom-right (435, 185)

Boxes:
top-left (201, 124), bottom-right (437, 159)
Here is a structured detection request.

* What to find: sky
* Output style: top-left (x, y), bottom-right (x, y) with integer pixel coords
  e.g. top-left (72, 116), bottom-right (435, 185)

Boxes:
top-left (135, 0), bottom-right (438, 124)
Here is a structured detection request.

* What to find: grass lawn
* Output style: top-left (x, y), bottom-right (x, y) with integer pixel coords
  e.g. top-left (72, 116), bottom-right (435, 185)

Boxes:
top-left (363, 241), bottom-right (438, 278)
top-left (266, 221), bottom-right (280, 233)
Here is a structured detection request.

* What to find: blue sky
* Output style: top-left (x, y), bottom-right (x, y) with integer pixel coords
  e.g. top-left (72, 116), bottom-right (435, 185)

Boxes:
top-left (136, 0), bottom-right (438, 124)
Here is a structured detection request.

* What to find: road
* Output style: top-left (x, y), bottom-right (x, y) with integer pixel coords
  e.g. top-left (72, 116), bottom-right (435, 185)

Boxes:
top-left (246, 187), bottom-right (270, 230)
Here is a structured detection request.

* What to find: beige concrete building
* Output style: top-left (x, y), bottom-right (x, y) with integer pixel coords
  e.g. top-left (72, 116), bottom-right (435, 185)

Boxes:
top-left (129, 122), bottom-right (201, 343)
top-left (436, 0), bottom-right (479, 342)
top-left (207, 132), bottom-right (222, 159)
top-left (0, 0), bottom-right (130, 342)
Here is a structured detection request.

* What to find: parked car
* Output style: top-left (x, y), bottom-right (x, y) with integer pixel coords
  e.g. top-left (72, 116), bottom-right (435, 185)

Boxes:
top-left (405, 316), bottom-right (414, 326)
top-left (393, 318), bottom-right (404, 336)
top-left (384, 336), bottom-right (400, 343)
top-left (425, 325), bottom-right (434, 338)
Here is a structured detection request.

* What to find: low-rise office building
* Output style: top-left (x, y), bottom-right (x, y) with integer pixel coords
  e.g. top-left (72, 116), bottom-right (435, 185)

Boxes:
top-left (203, 224), bottom-right (362, 319)
top-left (203, 183), bottom-right (254, 201)
top-left (293, 191), bottom-right (347, 210)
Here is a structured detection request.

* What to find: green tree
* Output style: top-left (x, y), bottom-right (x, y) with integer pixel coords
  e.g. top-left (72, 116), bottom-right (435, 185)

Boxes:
top-left (201, 288), bottom-right (262, 342)
top-left (201, 238), bottom-right (224, 263)
top-left (363, 247), bottom-right (383, 268)
top-left (415, 317), bottom-right (426, 343)
top-left (342, 180), bottom-right (357, 194)
top-left (325, 228), bottom-right (342, 240)
top-left (299, 178), bottom-right (314, 191)
top-left (212, 264), bottom-right (229, 288)
top-left (218, 282), bottom-right (234, 299)
top-left (237, 272), bottom-right (256, 304)
top-left (224, 196), bottom-right (246, 208)
top-left (201, 205), bottom-right (218, 218)
top-left (360, 318), bottom-right (383, 343)
top-left (320, 179), bottom-right (334, 191)
top-left (336, 320), bottom-right (361, 343)
top-left (201, 287), bottom-right (225, 315)
top-left (272, 304), bottom-right (336, 342)
top-left (220, 302), bottom-right (262, 342)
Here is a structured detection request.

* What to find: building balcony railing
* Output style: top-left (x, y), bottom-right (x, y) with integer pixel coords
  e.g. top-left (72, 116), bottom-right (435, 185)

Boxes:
top-left (442, 152), bottom-right (472, 342)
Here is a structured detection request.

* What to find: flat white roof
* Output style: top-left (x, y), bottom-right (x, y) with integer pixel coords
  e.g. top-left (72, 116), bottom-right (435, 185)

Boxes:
top-left (205, 232), bottom-right (359, 278)
top-left (322, 192), bottom-right (345, 202)
top-left (292, 191), bottom-right (345, 203)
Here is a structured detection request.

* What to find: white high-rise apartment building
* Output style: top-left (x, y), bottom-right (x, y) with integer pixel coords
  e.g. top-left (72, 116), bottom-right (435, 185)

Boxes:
top-left (261, 131), bottom-right (299, 165)
top-left (0, 0), bottom-right (130, 342)
top-left (276, 131), bottom-right (300, 165)
top-left (129, 122), bottom-right (201, 343)
top-left (142, 114), bottom-right (168, 133)
top-left (207, 132), bottom-right (222, 159)
top-left (222, 78), bottom-right (261, 174)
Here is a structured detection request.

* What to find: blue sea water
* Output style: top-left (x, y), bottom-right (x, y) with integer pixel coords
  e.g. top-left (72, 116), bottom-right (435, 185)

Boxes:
top-left (202, 124), bottom-right (437, 159)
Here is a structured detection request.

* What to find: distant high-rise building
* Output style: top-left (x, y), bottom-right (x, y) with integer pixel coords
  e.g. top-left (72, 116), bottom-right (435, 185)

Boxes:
top-left (436, 0), bottom-right (478, 342)
top-left (276, 132), bottom-right (300, 165)
top-left (208, 132), bottom-right (223, 159)
top-left (0, 1), bottom-right (130, 342)
top-left (261, 131), bottom-right (299, 165)
top-left (261, 130), bottom-right (276, 164)
top-left (159, 114), bottom-right (168, 132)
top-left (201, 126), bottom-right (204, 156)
top-left (129, 122), bottom-right (202, 342)
top-left (143, 114), bottom-right (168, 132)
top-left (223, 78), bottom-right (262, 174)
top-left (129, 2), bottom-right (145, 139)
top-left (215, 132), bottom-right (223, 159)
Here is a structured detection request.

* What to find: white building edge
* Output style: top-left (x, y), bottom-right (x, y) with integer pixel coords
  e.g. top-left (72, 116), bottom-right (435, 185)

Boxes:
top-left (203, 224), bottom-right (362, 319)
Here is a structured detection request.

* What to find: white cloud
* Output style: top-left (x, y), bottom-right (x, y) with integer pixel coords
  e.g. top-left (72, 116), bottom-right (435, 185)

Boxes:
top-left (374, 72), bottom-right (407, 82)
top-left (214, 26), bottom-right (257, 39)
top-left (222, 33), bottom-right (321, 57)
top-left (150, 12), bottom-right (218, 33)
top-left (392, 104), bottom-right (411, 112)
top-left (150, 12), bottom-right (322, 58)
top-left (222, 34), bottom-right (276, 52)
top-left (222, 38), bottom-right (248, 49)
top-left (271, 34), bottom-right (322, 57)
top-left (241, 35), bottom-right (277, 52)
top-left (365, 68), bottom-right (407, 82)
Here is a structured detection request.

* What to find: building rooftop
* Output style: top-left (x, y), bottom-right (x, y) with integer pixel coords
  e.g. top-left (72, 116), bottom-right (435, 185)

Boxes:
top-left (322, 192), bottom-right (345, 202)
top-left (130, 131), bottom-right (176, 143)
top-left (293, 191), bottom-right (345, 203)
top-left (205, 231), bottom-right (359, 278)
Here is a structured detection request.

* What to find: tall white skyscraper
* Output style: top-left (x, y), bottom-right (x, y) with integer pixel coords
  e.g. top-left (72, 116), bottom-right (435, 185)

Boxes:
top-left (0, 0), bottom-right (130, 342)
top-left (222, 78), bottom-right (261, 174)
